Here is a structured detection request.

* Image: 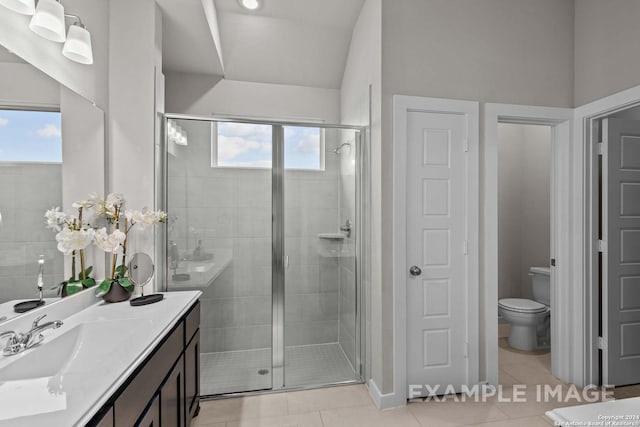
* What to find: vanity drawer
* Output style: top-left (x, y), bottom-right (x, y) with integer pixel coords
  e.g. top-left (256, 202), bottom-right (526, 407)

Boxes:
top-left (184, 301), bottom-right (200, 344)
top-left (114, 320), bottom-right (185, 426)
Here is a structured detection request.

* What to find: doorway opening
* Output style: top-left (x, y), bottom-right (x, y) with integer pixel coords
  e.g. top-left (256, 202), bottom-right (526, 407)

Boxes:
top-left (496, 123), bottom-right (554, 386)
top-left (483, 103), bottom-right (573, 388)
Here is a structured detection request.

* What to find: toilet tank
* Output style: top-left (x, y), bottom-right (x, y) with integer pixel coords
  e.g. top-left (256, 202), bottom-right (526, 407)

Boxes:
top-left (530, 266), bottom-right (551, 306)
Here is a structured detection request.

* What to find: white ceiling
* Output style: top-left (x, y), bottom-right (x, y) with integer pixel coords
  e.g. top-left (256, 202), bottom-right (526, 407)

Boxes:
top-left (157, 0), bottom-right (224, 76)
top-left (159, 0), bottom-right (365, 89)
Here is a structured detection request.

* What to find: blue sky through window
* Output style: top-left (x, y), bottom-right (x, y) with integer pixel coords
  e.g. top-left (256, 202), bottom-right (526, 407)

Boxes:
top-left (0, 109), bottom-right (62, 163)
top-left (216, 122), bottom-right (322, 170)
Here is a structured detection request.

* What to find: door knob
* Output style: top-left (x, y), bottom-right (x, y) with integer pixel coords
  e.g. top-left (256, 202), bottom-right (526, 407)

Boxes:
top-left (409, 266), bottom-right (422, 277)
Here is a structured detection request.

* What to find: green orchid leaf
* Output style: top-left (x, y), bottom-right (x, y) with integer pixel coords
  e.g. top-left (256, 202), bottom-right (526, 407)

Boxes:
top-left (96, 279), bottom-right (113, 297)
top-left (81, 277), bottom-right (96, 288)
top-left (114, 264), bottom-right (127, 278)
top-left (118, 277), bottom-right (134, 292)
top-left (52, 281), bottom-right (67, 296)
top-left (83, 266), bottom-right (93, 277)
top-left (66, 281), bottom-right (84, 296)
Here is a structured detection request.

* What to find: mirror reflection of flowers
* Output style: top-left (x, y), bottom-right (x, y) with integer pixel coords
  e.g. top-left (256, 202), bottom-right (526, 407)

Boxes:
top-left (92, 193), bottom-right (168, 297)
top-left (44, 196), bottom-right (100, 296)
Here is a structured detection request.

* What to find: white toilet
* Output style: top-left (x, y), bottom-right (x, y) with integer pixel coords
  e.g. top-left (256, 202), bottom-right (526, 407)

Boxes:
top-left (498, 266), bottom-right (551, 351)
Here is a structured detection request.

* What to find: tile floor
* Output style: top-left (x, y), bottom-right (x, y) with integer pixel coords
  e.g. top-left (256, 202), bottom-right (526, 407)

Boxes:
top-left (194, 337), bottom-right (639, 427)
top-left (201, 343), bottom-right (358, 395)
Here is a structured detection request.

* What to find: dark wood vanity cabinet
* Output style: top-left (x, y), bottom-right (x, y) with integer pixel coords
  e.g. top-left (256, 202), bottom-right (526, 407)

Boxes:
top-left (185, 329), bottom-right (200, 426)
top-left (88, 300), bottom-right (201, 427)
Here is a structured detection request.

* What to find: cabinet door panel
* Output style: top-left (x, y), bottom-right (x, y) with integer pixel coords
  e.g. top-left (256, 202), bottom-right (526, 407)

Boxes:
top-left (161, 356), bottom-right (185, 427)
top-left (185, 330), bottom-right (200, 426)
top-left (136, 396), bottom-right (160, 427)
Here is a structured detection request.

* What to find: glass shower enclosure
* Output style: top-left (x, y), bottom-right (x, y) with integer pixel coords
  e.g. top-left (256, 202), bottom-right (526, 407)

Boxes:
top-left (159, 115), bottom-right (365, 396)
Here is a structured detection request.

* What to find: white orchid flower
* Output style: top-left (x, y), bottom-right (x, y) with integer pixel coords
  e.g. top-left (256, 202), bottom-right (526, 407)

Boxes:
top-left (124, 209), bottom-right (145, 224)
top-left (94, 228), bottom-right (126, 253)
top-left (45, 207), bottom-right (68, 232)
top-left (105, 193), bottom-right (125, 210)
top-left (55, 228), bottom-right (95, 255)
top-left (72, 199), bottom-right (94, 210)
top-left (125, 208), bottom-right (168, 228)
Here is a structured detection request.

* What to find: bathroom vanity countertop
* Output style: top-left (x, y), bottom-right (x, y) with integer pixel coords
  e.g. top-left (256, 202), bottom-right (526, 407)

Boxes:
top-left (0, 298), bottom-right (57, 324)
top-left (169, 248), bottom-right (232, 291)
top-left (0, 290), bottom-right (202, 427)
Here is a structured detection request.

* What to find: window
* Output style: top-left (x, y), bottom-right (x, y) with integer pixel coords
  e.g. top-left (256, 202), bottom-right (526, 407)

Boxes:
top-left (0, 109), bottom-right (62, 163)
top-left (212, 122), bottom-right (324, 170)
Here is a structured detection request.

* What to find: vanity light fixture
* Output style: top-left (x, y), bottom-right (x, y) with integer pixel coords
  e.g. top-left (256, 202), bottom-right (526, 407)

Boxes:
top-left (62, 19), bottom-right (93, 64)
top-left (167, 120), bottom-right (188, 146)
top-left (0, 0), bottom-right (94, 65)
top-left (238, 0), bottom-right (260, 11)
top-left (29, 0), bottom-right (66, 42)
top-left (0, 0), bottom-right (35, 15)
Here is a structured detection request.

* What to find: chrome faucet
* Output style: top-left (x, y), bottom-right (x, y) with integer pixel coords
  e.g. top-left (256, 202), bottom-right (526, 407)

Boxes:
top-left (1, 314), bottom-right (63, 356)
top-left (36, 255), bottom-right (44, 302)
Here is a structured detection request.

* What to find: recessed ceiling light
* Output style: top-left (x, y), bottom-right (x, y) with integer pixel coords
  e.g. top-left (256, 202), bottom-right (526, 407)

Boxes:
top-left (238, 0), bottom-right (260, 11)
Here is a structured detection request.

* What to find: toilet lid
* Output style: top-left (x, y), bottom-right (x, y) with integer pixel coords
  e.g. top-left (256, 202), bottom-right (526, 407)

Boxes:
top-left (498, 298), bottom-right (547, 313)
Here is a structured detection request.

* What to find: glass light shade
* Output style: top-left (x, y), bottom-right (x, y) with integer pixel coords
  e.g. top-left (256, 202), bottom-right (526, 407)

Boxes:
top-left (62, 24), bottom-right (93, 64)
top-left (0, 0), bottom-right (35, 15)
top-left (29, 0), bottom-right (66, 43)
top-left (239, 0), bottom-right (260, 10)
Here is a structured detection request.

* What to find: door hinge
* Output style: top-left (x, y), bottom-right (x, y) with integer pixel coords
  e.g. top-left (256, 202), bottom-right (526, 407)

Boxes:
top-left (464, 139), bottom-right (469, 153)
top-left (463, 240), bottom-right (468, 255)
top-left (598, 240), bottom-right (606, 253)
top-left (597, 141), bottom-right (605, 156)
top-left (598, 336), bottom-right (607, 350)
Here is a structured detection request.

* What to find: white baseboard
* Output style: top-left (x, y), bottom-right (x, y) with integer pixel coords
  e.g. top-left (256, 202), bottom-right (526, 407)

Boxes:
top-left (367, 379), bottom-right (405, 410)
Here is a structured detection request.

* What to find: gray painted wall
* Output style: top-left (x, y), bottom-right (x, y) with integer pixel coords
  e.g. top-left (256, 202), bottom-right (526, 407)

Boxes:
top-left (498, 124), bottom-right (551, 301)
top-left (340, 0), bottom-right (381, 391)
top-left (380, 0), bottom-right (575, 393)
top-left (574, 0), bottom-right (640, 106)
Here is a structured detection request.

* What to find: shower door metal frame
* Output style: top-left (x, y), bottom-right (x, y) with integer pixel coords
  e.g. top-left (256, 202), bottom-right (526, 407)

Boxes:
top-left (159, 113), bottom-right (367, 395)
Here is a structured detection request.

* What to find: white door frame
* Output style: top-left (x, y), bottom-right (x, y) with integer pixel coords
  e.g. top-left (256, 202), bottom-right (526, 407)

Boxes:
top-left (391, 95), bottom-right (479, 408)
top-left (575, 85), bottom-right (640, 386)
top-left (483, 104), bottom-right (573, 386)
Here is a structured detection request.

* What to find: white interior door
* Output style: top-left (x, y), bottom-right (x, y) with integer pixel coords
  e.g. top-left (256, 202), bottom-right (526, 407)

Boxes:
top-left (602, 117), bottom-right (640, 386)
top-left (406, 110), bottom-right (469, 394)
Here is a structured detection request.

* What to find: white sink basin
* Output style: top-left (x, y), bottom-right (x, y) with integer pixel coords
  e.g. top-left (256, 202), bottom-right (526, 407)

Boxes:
top-left (0, 319), bottom-right (148, 382)
top-left (0, 325), bottom-right (82, 381)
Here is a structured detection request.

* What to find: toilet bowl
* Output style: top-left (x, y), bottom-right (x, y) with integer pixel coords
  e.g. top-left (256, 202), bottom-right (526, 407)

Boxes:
top-left (499, 267), bottom-right (551, 351)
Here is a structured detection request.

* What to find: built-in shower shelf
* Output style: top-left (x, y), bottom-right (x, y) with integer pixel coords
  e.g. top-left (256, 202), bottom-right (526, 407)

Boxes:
top-left (318, 233), bottom-right (345, 240)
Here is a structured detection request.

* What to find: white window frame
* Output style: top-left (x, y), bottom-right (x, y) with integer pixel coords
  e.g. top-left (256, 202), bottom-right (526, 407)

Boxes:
top-left (210, 120), bottom-right (326, 171)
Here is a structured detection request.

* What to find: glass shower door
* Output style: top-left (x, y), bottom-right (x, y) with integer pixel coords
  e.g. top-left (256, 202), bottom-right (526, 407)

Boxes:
top-left (166, 118), bottom-right (273, 395)
top-left (282, 126), bottom-right (360, 387)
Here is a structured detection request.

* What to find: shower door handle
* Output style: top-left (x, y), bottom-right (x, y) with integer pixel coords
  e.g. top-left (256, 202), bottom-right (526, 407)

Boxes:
top-left (284, 255), bottom-right (289, 269)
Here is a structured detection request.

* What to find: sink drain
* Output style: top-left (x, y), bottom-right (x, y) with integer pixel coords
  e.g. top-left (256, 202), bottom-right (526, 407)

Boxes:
top-left (258, 369), bottom-right (270, 376)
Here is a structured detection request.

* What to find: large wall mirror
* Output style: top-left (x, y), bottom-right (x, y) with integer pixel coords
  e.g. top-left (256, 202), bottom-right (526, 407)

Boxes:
top-left (0, 45), bottom-right (105, 322)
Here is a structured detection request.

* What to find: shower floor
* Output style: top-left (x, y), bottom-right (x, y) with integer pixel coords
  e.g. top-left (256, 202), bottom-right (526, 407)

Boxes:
top-left (200, 342), bottom-right (359, 396)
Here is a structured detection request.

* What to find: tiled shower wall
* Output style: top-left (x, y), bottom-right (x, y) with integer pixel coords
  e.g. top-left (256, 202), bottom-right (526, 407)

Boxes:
top-left (0, 163), bottom-right (63, 302)
top-left (169, 121), bottom-right (357, 354)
